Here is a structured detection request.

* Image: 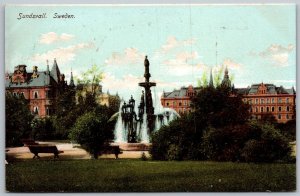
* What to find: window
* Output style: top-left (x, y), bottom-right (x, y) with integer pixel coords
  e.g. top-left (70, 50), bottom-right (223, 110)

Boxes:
top-left (261, 99), bottom-right (264, 104)
top-left (13, 92), bottom-right (17, 96)
top-left (255, 99), bottom-right (259, 104)
top-left (184, 101), bottom-right (187, 106)
top-left (166, 102), bottom-right (169, 106)
top-left (272, 107), bottom-right (275, 112)
top-left (278, 98), bottom-right (282, 103)
top-left (286, 98), bottom-right (289, 103)
top-left (33, 106), bottom-right (39, 115)
top-left (261, 107), bottom-right (264, 112)
top-left (286, 115), bottom-right (289, 120)
top-left (20, 92), bottom-right (25, 98)
top-left (179, 102), bottom-right (182, 106)
top-left (278, 106), bottom-right (281, 112)
top-left (248, 99), bottom-right (252, 104)
top-left (287, 106), bottom-right (290, 112)
top-left (33, 91), bottom-right (38, 99)
top-left (173, 101), bottom-right (176, 106)
top-left (266, 107), bottom-right (269, 112)
top-left (278, 114), bottom-right (281, 120)
top-left (255, 107), bottom-right (258, 112)
top-left (266, 98), bottom-right (270, 104)
top-left (272, 98), bottom-right (275, 103)
top-left (46, 107), bottom-right (50, 116)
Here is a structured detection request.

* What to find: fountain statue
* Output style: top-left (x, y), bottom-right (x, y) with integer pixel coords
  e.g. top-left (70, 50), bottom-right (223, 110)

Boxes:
top-left (114, 56), bottom-right (180, 144)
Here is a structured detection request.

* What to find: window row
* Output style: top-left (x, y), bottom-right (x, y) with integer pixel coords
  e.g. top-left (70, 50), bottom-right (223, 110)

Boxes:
top-left (164, 100), bottom-right (191, 107)
top-left (245, 97), bottom-right (290, 104)
top-left (12, 90), bottom-right (53, 99)
top-left (32, 106), bottom-right (53, 116)
top-left (251, 106), bottom-right (291, 113)
top-left (252, 114), bottom-right (291, 120)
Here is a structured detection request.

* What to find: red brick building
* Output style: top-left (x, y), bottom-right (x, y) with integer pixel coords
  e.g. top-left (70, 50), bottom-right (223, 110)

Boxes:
top-left (161, 85), bottom-right (201, 114)
top-left (236, 83), bottom-right (296, 123)
top-left (5, 59), bottom-right (73, 117)
top-left (161, 68), bottom-right (296, 123)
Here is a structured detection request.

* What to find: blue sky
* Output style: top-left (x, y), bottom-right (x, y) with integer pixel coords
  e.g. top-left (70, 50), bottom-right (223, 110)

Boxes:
top-left (5, 4), bottom-right (296, 100)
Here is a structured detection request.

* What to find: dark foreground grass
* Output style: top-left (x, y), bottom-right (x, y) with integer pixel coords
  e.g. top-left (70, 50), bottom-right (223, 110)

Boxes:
top-left (6, 159), bottom-right (295, 192)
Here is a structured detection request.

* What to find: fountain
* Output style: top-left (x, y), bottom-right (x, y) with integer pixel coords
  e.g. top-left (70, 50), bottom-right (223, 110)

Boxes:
top-left (113, 56), bottom-right (180, 149)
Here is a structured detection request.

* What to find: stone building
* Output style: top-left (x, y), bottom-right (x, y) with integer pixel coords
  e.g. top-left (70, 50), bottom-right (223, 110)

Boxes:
top-left (5, 59), bottom-right (71, 117)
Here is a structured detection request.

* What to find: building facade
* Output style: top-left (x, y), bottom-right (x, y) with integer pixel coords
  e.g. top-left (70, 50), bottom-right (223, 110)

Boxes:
top-left (161, 68), bottom-right (296, 123)
top-left (236, 83), bottom-right (296, 123)
top-left (5, 59), bottom-right (70, 117)
top-left (161, 85), bottom-right (201, 114)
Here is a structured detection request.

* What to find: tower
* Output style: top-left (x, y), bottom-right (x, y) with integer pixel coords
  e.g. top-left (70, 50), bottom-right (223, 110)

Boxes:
top-left (221, 66), bottom-right (231, 88)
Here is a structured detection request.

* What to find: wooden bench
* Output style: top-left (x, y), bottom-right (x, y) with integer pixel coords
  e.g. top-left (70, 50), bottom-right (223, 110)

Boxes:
top-left (100, 145), bottom-right (123, 159)
top-left (28, 145), bottom-right (64, 159)
top-left (21, 139), bottom-right (39, 146)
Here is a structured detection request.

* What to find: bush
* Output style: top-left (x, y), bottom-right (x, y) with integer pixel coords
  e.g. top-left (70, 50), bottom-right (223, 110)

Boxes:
top-left (241, 122), bottom-right (291, 162)
top-left (69, 112), bottom-right (114, 159)
top-left (150, 114), bottom-right (205, 161)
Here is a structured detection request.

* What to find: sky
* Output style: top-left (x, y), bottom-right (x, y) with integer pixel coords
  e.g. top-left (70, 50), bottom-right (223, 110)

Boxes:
top-left (5, 4), bottom-right (296, 100)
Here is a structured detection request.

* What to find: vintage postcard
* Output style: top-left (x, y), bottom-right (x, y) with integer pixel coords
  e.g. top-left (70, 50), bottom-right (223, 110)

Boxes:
top-left (5, 4), bottom-right (296, 192)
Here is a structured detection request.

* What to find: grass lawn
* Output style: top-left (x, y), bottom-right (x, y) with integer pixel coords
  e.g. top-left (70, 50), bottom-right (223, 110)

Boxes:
top-left (6, 159), bottom-right (296, 192)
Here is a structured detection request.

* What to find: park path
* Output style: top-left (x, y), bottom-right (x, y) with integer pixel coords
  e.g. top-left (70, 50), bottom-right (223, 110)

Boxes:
top-left (6, 141), bottom-right (150, 160)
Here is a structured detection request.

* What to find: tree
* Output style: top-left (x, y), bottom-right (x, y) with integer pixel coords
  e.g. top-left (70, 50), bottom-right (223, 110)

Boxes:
top-left (240, 122), bottom-right (291, 162)
top-left (53, 87), bottom-right (77, 138)
top-left (69, 112), bottom-right (114, 159)
top-left (76, 64), bottom-right (103, 96)
top-left (6, 93), bottom-right (33, 147)
top-left (191, 86), bottom-right (250, 128)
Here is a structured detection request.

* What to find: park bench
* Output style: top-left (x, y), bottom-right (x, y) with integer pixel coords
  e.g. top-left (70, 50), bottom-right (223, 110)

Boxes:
top-left (100, 145), bottom-right (123, 159)
top-left (28, 145), bottom-right (64, 159)
top-left (21, 139), bottom-right (39, 146)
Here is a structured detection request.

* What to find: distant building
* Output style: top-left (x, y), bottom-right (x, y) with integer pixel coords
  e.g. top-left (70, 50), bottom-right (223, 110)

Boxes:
top-left (235, 83), bottom-right (296, 123)
top-left (76, 83), bottom-right (119, 107)
top-left (5, 59), bottom-right (71, 117)
top-left (160, 68), bottom-right (296, 123)
top-left (161, 85), bottom-right (201, 114)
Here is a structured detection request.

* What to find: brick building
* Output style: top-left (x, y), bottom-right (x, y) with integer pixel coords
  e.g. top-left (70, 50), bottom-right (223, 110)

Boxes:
top-left (5, 59), bottom-right (71, 117)
top-left (161, 68), bottom-right (296, 123)
top-left (235, 83), bottom-right (296, 123)
top-left (161, 85), bottom-right (201, 114)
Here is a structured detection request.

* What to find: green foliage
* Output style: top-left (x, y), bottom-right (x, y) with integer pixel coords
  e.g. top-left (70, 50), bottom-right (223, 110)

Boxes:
top-left (213, 66), bottom-right (224, 87)
top-left (151, 86), bottom-right (290, 163)
top-left (192, 86), bottom-right (250, 127)
top-left (150, 114), bottom-right (205, 161)
top-left (240, 122), bottom-right (291, 162)
top-left (276, 119), bottom-right (296, 141)
top-left (6, 93), bottom-right (33, 147)
top-left (53, 87), bottom-right (77, 139)
top-left (69, 112), bottom-right (114, 159)
top-left (31, 117), bottom-right (56, 140)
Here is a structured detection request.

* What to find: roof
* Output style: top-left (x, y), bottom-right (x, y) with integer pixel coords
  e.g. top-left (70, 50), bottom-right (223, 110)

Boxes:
top-left (162, 86), bottom-right (201, 99)
top-left (5, 71), bottom-right (55, 88)
top-left (236, 83), bottom-right (295, 95)
top-left (50, 59), bottom-right (61, 83)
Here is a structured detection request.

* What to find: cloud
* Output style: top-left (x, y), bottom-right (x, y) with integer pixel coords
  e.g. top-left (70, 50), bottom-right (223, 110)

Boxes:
top-left (105, 47), bottom-right (145, 66)
top-left (39, 32), bottom-right (74, 44)
top-left (258, 44), bottom-right (295, 67)
top-left (158, 36), bottom-right (197, 54)
top-left (222, 58), bottom-right (242, 70)
top-left (31, 42), bottom-right (95, 65)
top-left (101, 73), bottom-right (143, 94)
